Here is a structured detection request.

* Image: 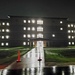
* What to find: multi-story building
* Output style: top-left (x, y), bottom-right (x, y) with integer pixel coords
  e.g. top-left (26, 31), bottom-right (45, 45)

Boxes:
top-left (0, 15), bottom-right (74, 47)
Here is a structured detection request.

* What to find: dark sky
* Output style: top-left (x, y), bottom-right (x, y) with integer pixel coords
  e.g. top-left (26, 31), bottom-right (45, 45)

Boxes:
top-left (0, 0), bottom-right (75, 20)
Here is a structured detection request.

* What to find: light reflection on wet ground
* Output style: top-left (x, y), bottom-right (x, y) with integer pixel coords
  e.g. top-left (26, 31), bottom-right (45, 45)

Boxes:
top-left (1, 65), bottom-right (75, 75)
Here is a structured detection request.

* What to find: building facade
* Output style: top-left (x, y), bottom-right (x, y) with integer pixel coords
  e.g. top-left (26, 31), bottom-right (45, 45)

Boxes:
top-left (0, 16), bottom-right (74, 47)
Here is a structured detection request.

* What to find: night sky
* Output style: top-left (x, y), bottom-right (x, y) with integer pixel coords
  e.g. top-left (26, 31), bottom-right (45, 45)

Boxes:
top-left (0, 0), bottom-right (75, 20)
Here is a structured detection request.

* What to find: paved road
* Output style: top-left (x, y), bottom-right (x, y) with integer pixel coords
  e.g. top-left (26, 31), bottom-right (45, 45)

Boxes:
top-left (6, 41), bottom-right (45, 69)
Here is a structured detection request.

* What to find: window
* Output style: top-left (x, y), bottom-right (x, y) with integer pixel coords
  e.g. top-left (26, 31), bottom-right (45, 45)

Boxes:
top-left (27, 34), bottom-right (31, 38)
top-left (32, 27), bottom-right (35, 31)
top-left (2, 22), bottom-right (5, 25)
top-left (60, 28), bottom-right (63, 30)
top-left (68, 30), bottom-right (71, 33)
top-left (23, 34), bottom-right (26, 38)
top-left (60, 21), bottom-right (63, 24)
top-left (72, 42), bottom-right (74, 45)
top-left (2, 36), bottom-right (4, 39)
top-left (27, 27), bottom-right (30, 31)
top-left (28, 20), bottom-right (30, 23)
top-left (6, 29), bottom-right (10, 32)
top-left (71, 24), bottom-right (73, 27)
top-left (37, 20), bottom-right (43, 24)
top-left (6, 35), bottom-right (9, 39)
top-left (33, 42), bottom-right (35, 45)
top-left (68, 42), bottom-right (71, 45)
top-left (23, 20), bottom-right (26, 23)
top-left (23, 42), bottom-right (26, 45)
top-left (37, 33), bottom-right (43, 38)
top-left (23, 27), bottom-right (26, 30)
top-left (72, 36), bottom-right (74, 39)
top-left (68, 36), bottom-right (71, 39)
top-left (37, 26), bottom-right (43, 31)
top-left (1, 43), bottom-right (4, 46)
top-left (27, 42), bottom-right (29, 45)
top-left (68, 24), bottom-right (70, 27)
top-left (32, 34), bottom-right (35, 38)
top-left (6, 43), bottom-right (9, 46)
top-left (32, 20), bottom-right (35, 23)
top-left (72, 30), bottom-right (74, 33)
top-left (2, 29), bottom-right (5, 32)
top-left (52, 34), bottom-right (55, 37)
top-left (6, 23), bottom-right (9, 26)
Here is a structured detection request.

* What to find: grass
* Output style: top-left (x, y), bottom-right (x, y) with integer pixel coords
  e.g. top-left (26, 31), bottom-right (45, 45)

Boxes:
top-left (0, 47), bottom-right (32, 65)
top-left (44, 48), bottom-right (75, 63)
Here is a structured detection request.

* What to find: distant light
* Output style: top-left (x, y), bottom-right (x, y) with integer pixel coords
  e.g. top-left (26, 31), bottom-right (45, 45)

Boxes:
top-left (2, 22), bottom-right (5, 25)
top-left (23, 42), bottom-right (26, 45)
top-left (68, 30), bottom-right (71, 33)
top-left (32, 27), bottom-right (35, 31)
top-left (1, 43), bottom-right (4, 46)
top-left (72, 42), bottom-right (74, 45)
top-left (37, 20), bottom-right (43, 24)
top-left (68, 42), bottom-right (71, 45)
top-left (6, 29), bottom-right (10, 32)
top-left (60, 28), bottom-right (63, 30)
top-left (68, 36), bottom-right (71, 39)
top-left (2, 29), bottom-right (4, 32)
top-left (32, 20), bottom-right (35, 23)
top-left (60, 21), bottom-right (63, 24)
top-left (27, 34), bottom-right (31, 38)
top-left (72, 30), bottom-right (74, 33)
top-left (72, 36), bottom-right (74, 39)
top-left (68, 24), bottom-right (70, 27)
top-left (2, 36), bottom-right (4, 39)
top-left (27, 27), bottom-right (30, 30)
top-left (6, 43), bottom-right (9, 46)
top-left (6, 35), bottom-right (9, 39)
top-left (32, 34), bottom-right (35, 38)
top-left (6, 23), bottom-right (9, 26)
top-left (23, 34), bottom-right (26, 38)
top-left (71, 24), bottom-right (73, 27)
top-left (28, 20), bottom-right (30, 23)
top-left (23, 20), bottom-right (26, 23)
top-left (23, 27), bottom-right (26, 30)
top-left (27, 42), bottom-right (29, 45)
top-left (52, 34), bottom-right (55, 37)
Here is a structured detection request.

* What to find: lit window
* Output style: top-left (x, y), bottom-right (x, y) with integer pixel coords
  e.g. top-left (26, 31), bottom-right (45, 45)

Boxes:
top-left (1, 43), bottom-right (4, 46)
top-left (6, 23), bottom-right (9, 26)
top-left (27, 34), bottom-right (31, 38)
top-left (68, 36), bottom-right (71, 39)
top-left (2, 36), bottom-right (4, 39)
top-left (6, 43), bottom-right (9, 46)
top-left (23, 42), bottom-right (26, 45)
top-left (72, 30), bottom-right (74, 33)
top-left (60, 28), bottom-right (63, 30)
top-left (33, 42), bottom-right (35, 45)
top-left (32, 27), bottom-right (35, 31)
top-left (60, 21), bottom-right (63, 24)
top-left (37, 20), bottom-right (43, 24)
top-left (23, 27), bottom-right (26, 30)
top-left (71, 24), bottom-right (73, 27)
top-left (6, 35), bottom-right (9, 39)
top-left (32, 20), bottom-right (35, 23)
top-left (2, 22), bottom-right (5, 25)
top-left (72, 42), bottom-right (74, 45)
top-left (37, 26), bottom-right (43, 31)
top-left (68, 30), bottom-right (71, 33)
top-left (6, 29), bottom-right (10, 32)
top-left (2, 29), bottom-right (5, 32)
top-left (52, 34), bottom-right (55, 37)
top-left (23, 20), bottom-right (26, 23)
top-left (32, 34), bottom-right (35, 38)
top-left (68, 24), bottom-right (70, 27)
top-left (37, 33), bottom-right (43, 38)
top-left (23, 34), bottom-right (26, 38)
top-left (27, 42), bottom-right (29, 45)
top-left (68, 42), bottom-right (71, 45)
top-left (28, 20), bottom-right (30, 23)
top-left (27, 27), bottom-right (30, 30)
top-left (72, 36), bottom-right (74, 39)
